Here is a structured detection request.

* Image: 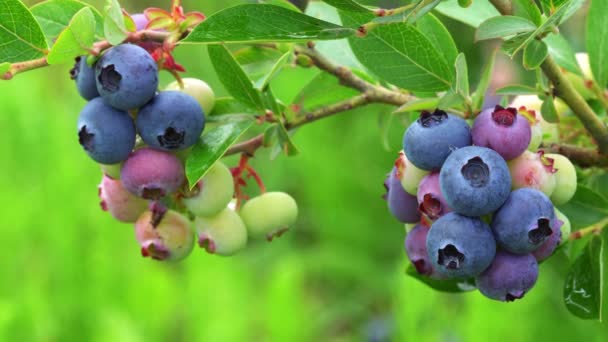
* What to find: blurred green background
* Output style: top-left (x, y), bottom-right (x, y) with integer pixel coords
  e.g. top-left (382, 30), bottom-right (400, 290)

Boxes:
top-left (0, 0), bottom-right (606, 341)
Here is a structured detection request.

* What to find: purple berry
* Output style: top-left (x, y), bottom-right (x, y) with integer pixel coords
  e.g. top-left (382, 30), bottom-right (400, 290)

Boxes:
top-left (131, 13), bottom-right (149, 31)
top-left (472, 106), bottom-right (531, 160)
top-left (95, 44), bottom-right (158, 110)
top-left (532, 219), bottom-right (563, 262)
top-left (427, 212), bottom-right (496, 278)
top-left (417, 171), bottom-right (451, 220)
top-left (121, 147), bottom-right (185, 199)
top-left (405, 224), bottom-right (433, 276)
top-left (491, 188), bottom-right (559, 254)
top-left (440, 146), bottom-right (511, 217)
top-left (134, 203), bottom-right (194, 262)
top-left (403, 109), bottom-right (472, 170)
top-left (77, 97), bottom-right (136, 164)
top-left (385, 167), bottom-right (420, 223)
top-left (136, 91), bottom-right (205, 151)
top-left (99, 175), bottom-right (148, 223)
top-left (476, 251), bottom-right (538, 302)
top-left (70, 56), bottom-right (99, 100)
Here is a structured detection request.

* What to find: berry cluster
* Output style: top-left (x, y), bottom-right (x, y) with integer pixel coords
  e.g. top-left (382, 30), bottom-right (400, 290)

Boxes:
top-left (73, 14), bottom-right (297, 262)
top-left (386, 105), bottom-right (576, 301)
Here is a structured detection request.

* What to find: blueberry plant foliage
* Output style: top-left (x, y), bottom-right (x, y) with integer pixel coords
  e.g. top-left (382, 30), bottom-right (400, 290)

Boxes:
top-left (2, 0), bottom-right (608, 320)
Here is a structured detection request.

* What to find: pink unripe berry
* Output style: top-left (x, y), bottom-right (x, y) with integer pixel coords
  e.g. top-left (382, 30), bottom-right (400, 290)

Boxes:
top-left (508, 150), bottom-right (557, 196)
top-left (121, 147), bottom-right (185, 200)
top-left (98, 175), bottom-right (148, 223)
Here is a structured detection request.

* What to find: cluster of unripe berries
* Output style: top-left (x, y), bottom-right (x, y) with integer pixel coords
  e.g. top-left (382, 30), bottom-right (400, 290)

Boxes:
top-left (72, 19), bottom-right (297, 262)
top-left (385, 105), bottom-right (576, 301)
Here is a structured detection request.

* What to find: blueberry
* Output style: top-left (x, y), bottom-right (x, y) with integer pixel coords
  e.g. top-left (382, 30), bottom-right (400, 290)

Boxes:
top-left (426, 212), bottom-right (496, 278)
top-left (385, 167), bottom-right (420, 223)
top-left (70, 56), bottom-right (99, 100)
top-left (121, 147), bottom-right (185, 200)
top-left (99, 175), bottom-right (148, 223)
top-left (405, 224), bottom-right (433, 276)
top-left (555, 208), bottom-right (571, 245)
top-left (471, 106), bottom-right (531, 160)
top-left (77, 97), bottom-right (136, 164)
top-left (532, 222), bottom-right (562, 262)
top-left (417, 171), bottom-right (451, 220)
top-left (166, 78), bottom-right (216, 114)
top-left (195, 208), bottom-right (248, 256)
top-left (546, 153), bottom-right (577, 205)
top-left (136, 91), bottom-right (205, 151)
top-left (476, 251), bottom-right (538, 302)
top-left (135, 203), bottom-right (194, 262)
top-left (508, 151), bottom-right (557, 196)
top-left (403, 109), bottom-right (472, 170)
top-left (240, 192), bottom-right (298, 241)
top-left (131, 13), bottom-right (148, 31)
top-left (440, 146), bottom-right (511, 217)
top-left (182, 161), bottom-right (234, 217)
top-left (95, 44), bottom-right (158, 110)
top-left (491, 188), bottom-right (559, 254)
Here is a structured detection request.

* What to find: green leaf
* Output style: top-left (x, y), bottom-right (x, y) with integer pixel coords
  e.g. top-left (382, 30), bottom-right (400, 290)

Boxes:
top-left (321, 0), bottom-right (369, 12)
top-left (416, 13), bottom-right (458, 67)
top-left (541, 96), bottom-right (559, 123)
top-left (405, 266), bottom-right (476, 293)
top-left (372, 0), bottom-right (441, 25)
top-left (472, 49), bottom-right (497, 112)
top-left (288, 71), bottom-right (358, 118)
top-left (31, 0), bottom-right (103, 42)
top-left (545, 33), bottom-right (582, 75)
top-left (186, 121), bottom-right (254, 188)
top-left (208, 44), bottom-right (265, 111)
top-left (495, 84), bottom-right (537, 95)
top-left (234, 46), bottom-right (289, 90)
top-left (182, 4), bottom-right (355, 44)
top-left (512, 0), bottom-right (542, 26)
top-left (454, 53), bottom-right (469, 98)
top-left (540, 0), bottom-right (568, 15)
top-left (435, 0), bottom-right (499, 28)
top-left (340, 11), bottom-right (453, 92)
top-left (0, 62), bottom-right (10, 74)
top-left (563, 231), bottom-right (606, 320)
top-left (523, 39), bottom-right (548, 70)
top-left (255, 49), bottom-right (292, 90)
top-left (586, 0), bottom-right (608, 88)
top-left (475, 16), bottom-right (537, 42)
top-left (275, 122), bottom-right (299, 157)
top-left (103, 0), bottom-right (127, 45)
top-left (0, 0), bottom-right (48, 63)
top-left (437, 90), bottom-right (464, 109)
top-left (46, 7), bottom-right (95, 65)
top-left (509, 0), bottom-right (585, 58)
top-left (394, 97), bottom-right (439, 113)
top-left (259, 0), bottom-right (301, 12)
top-left (558, 185), bottom-right (608, 231)
top-left (210, 97), bottom-right (260, 116)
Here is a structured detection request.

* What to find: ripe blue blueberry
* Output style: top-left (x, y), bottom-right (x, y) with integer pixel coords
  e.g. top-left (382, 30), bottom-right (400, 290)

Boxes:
top-left (77, 97), bottom-right (136, 164)
top-left (403, 109), bottom-right (472, 170)
top-left (471, 106), bottom-right (531, 160)
top-left (440, 146), bottom-right (511, 217)
top-left (426, 212), bottom-right (496, 278)
top-left (95, 44), bottom-right (158, 110)
top-left (385, 167), bottom-right (420, 223)
top-left (136, 91), bottom-right (205, 151)
top-left (532, 219), bottom-right (563, 262)
top-left (70, 56), bottom-right (99, 100)
top-left (476, 251), bottom-right (539, 302)
top-left (491, 188), bottom-right (558, 254)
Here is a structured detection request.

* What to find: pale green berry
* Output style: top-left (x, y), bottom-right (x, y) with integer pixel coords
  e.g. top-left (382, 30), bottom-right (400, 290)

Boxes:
top-left (166, 78), bottom-right (215, 114)
top-left (135, 207), bottom-right (195, 262)
top-left (555, 208), bottom-right (571, 245)
top-left (100, 162), bottom-right (122, 180)
top-left (397, 151), bottom-right (429, 195)
top-left (195, 208), bottom-right (247, 256)
top-left (183, 161), bottom-right (234, 217)
top-left (240, 192), bottom-right (298, 241)
top-left (546, 153), bottom-right (577, 205)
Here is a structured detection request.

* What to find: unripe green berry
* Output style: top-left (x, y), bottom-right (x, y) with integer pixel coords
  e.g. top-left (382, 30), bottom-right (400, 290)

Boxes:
top-left (166, 78), bottom-right (215, 113)
top-left (100, 162), bottom-right (122, 180)
top-left (183, 161), bottom-right (234, 217)
top-left (555, 208), bottom-right (571, 245)
top-left (135, 206), bottom-right (195, 262)
top-left (397, 151), bottom-right (429, 195)
top-left (546, 153), bottom-right (577, 205)
top-left (195, 208), bottom-right (247, 256)
top-left (240, 192), bottom-right (298, 241)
